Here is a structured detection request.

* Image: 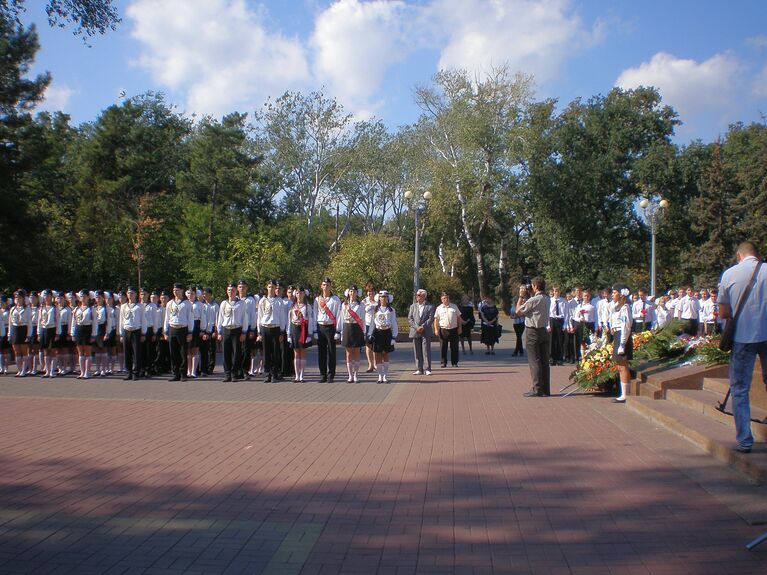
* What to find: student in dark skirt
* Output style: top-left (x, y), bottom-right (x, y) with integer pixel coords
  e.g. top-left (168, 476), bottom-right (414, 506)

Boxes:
top-left (339, 286), bottom-right (367, 383)
top-left (38, 289), bottom-right (60, 378)
top-left (367, 290), bottom-right (398, 383)
top-left (71, 290), bottom-right (97, 379)
top-left (9, 290), bottom-right (33, 377)
top-left (0, 295), bottom-right (9, 374)
top-left (288, 287), bottom-right (315, 382)
top-left (92, 290), bottom-right (112, 377)
top-left (28, 292), bottom-right (41, 374)
top-left (186, 287), bottom-right (204, 378)
top-left (610, 284), bottom-right (634, 403)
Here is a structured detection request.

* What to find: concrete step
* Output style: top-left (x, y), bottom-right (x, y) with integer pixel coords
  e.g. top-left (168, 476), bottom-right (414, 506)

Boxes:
top-left (628, 395), bottom-right (767, 484)
top-left (666, 388), bottom-right (767, 443)
top-left (703, 377), bottom-right (730, 396)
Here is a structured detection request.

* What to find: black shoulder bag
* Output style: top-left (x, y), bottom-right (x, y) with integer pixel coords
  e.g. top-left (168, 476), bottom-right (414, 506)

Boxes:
top-left (719, 261), bottom-right (763, 352)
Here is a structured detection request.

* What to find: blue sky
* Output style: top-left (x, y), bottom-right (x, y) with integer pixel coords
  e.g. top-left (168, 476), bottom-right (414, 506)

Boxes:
top-left (25, 0), bottom-right (767, 144)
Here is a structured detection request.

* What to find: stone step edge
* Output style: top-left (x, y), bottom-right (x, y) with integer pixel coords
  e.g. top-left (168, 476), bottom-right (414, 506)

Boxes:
top-left (665, 388), bottom-right (767, 443)
top-left (628, 396), bottom-right (767, 485)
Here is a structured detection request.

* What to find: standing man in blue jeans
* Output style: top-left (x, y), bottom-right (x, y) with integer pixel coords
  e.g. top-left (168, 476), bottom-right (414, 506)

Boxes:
top-left (718, 241), bottom-right (767, 454)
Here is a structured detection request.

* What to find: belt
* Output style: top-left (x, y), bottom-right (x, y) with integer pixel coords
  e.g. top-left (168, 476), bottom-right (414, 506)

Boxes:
top-left (124, 327), bottom-right (141, 332)
top-left (223, 324), bottom-right (241, 329)
top-left (261, 324), bottom-right (279, 328)
top-left (319, 322), bottom-right (334, 326)
top-left (169, 324), bottom-right (187, 329)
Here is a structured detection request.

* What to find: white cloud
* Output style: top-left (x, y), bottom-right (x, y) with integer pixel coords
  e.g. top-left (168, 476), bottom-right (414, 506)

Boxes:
top-left (40, 83), bottom-right (75, 112)
top-left (428, 0), bottom-right (599, 83)
top-left (615, 52), bottom-right (741, 117)
top-left (746, 35), bottom-right (767, 49)
top-left (126, 0), bottom-right (310, 117)
top-left (311, 0), bottom-right (413, 118)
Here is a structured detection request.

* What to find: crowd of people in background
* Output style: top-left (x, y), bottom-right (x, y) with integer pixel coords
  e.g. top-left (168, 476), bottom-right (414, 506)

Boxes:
top-left (0, 274), bottom-right (736, 387)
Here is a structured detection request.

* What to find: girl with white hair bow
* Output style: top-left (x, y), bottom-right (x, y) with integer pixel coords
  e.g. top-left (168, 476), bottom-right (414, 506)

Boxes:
top-left (610, 284), bottom-right (634, 403)
top-left (338, 286), bottom-right (367, 382)
top-left (367, 290), bottom-right (398, 383)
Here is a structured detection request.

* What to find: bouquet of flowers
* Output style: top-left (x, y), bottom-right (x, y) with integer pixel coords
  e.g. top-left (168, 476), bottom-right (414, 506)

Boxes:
top-left (569, 335), bottom-right (618, 391)
top-left (632, 330), bottom-right (654, 351)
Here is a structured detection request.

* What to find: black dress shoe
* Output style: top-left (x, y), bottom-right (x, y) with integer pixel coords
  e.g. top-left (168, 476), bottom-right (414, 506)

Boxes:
top-left (169, 376), bottom-right (180, 381)
top-left (319, 376), bottom-right (328, 383)
top-left (612, 398), bottom-right (626, 404)
top-left (132, 374), bottom-right (140, 381)
top-left (733, 445), bottom-right (752, 454)
top-left (328, 376), bottom-right (334, 383)
top-left (223, 376), bottom-right (232, 382)
top-left (180, 376), bottom-right (188, 382)
top-left (123, 374), bottom-right (133, 381)
top-left (264, 376), bottom-right (272, 383)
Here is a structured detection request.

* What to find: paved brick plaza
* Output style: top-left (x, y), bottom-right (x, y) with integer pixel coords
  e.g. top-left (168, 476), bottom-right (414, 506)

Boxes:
top-left (1, 340), bottom-right (766, 574)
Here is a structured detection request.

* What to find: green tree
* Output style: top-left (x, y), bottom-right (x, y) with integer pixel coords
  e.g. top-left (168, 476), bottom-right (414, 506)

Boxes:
top-left (414, 66), bottom-right (535, 301)
top-left (0, 16), bottom-right (52, 287)
top-left (1, 0), bottom-right (120, 37)
top-left (256, 89), bottom-right (355, 231)
top-left (327, 233), bottom-right (411, 313)
top-left (528, 87), bottom-right (678, 289)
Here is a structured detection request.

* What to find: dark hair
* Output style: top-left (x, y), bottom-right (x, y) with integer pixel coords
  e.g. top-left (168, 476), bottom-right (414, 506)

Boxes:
top-left (531, 277), bottom-right (545, 293)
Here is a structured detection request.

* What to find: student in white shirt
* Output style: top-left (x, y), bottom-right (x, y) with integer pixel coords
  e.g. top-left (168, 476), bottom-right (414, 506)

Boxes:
top-left (610, 284), bottom-right (634, 403)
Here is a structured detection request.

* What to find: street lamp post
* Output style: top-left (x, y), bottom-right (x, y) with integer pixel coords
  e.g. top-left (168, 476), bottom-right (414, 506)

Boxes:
top-left (639, 197), bottom-right (669, 297)
top-left (403, 189), bottom-right (432, 300)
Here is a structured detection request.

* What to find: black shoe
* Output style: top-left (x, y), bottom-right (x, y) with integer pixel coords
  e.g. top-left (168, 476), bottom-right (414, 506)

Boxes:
top-left (275, 374), bottom-right (284, 381)
top-left (123, 374), bottom-right (133, 381)
top-left (733, 445), bottom-right (752, 454)
top-left (264, 376), bottom-right (272, 383)
top-left (441, 363), bottom-right (447, 368)
top-left (180, 376), bottom-right (188, 382)
top-left (169, 376), bottom-right (180, 382)
top-left (132, 374), bottom-right (140, 381)
top-left (328, 376), bottom-right (334, 383)
top-left (319, 376), bottom-right (328, 383)
top-left (223, 376), bottom-right (232, 382)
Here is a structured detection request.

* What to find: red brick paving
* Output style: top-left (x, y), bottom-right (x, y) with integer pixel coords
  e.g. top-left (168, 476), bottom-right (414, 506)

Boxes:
top-left (0, 341), bottom-right (766, 574)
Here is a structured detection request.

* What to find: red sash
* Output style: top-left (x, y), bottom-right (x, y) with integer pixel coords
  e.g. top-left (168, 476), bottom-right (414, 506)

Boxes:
top-left (318, 296), bottom-right (337, 325)
top-left (346, 305), bottom-right (365, 332)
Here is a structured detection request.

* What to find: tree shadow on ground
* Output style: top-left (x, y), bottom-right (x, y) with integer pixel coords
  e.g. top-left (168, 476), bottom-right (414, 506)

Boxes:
top-left (1, 442), bottom-right (766, 575)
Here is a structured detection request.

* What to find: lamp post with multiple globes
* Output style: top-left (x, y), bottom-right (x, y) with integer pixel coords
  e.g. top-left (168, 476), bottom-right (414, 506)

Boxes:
top-left (403, 189), bottom-right (432, 300)
top-left (639, 197), bottom-right (669, 298)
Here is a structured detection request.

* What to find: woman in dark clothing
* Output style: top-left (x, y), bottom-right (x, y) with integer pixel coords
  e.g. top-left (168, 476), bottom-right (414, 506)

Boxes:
top-left (458, 295), bottom-right (475, 355)
top-left (478, 296), bottom-right (500, 354)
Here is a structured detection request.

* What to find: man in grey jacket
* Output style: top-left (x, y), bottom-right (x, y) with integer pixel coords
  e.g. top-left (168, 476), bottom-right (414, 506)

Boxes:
top-left (408, 289), bottom-right (435, 375)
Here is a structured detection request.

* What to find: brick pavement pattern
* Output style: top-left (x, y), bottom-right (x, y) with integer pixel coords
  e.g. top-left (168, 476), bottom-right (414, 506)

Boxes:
top-left (1, 340), bottom-right (766, 574)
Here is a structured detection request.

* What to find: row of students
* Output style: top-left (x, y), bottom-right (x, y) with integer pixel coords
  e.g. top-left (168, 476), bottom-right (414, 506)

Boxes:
top-left (2, 277), bottom-right (401, 384)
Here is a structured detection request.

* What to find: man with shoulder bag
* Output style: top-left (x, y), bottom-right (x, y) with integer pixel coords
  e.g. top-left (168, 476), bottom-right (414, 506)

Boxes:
top-left (717, 241), bottom-right (767, 454)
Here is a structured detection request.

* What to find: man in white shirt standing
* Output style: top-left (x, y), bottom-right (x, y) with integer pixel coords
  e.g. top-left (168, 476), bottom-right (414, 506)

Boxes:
top-left (680, 286), bottom-right (700, 335)
top-left (433, 292), bottom-right (461, 368)
top-left (257, 280), bottom-right (286, 383)
top-left (314, 277), bottom-right (342, 382)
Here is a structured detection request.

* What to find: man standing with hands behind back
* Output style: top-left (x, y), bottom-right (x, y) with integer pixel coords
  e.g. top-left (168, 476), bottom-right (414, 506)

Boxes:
top-left (408, 289), bottom-right (435, 376)
top-left (516, 277), bottom-right (551, 397)
top-left (718, 241), bottom-right (767, 454)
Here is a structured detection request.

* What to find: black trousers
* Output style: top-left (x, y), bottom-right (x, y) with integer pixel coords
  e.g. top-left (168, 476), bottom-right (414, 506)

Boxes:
top-left (156, 338), bottom-right (170, 373)
top-left (632, 320), bottom-right (646, 333)
top-left (169, 327), bottom-right (188, 378)
top-left (141, 327), bottom-right (155, 374)
top-left (222, 327), bottom-right (242, 377)
top-left (240, 333), bottom-right (253, 377)
top-left (199, 332), bottom-right (214, 375)
top-left (123, 330), bottom-right (142, 375)
top-left (263, 326), bottom-right (282, 377)
top-left (513, 323), bottom-right (525, 354)
top-left (549, 318), bottom-right (564, 362)
top-left (525, 326), bottom-right (550, 395)
top-left (684, 319), bottom-right (699, 336)
top-left (281, 335), bottom-right (294, 376)
top-left (439, 327), bottom-right (459, 366)
top-left (317, 324), bottom-right (337, 378)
